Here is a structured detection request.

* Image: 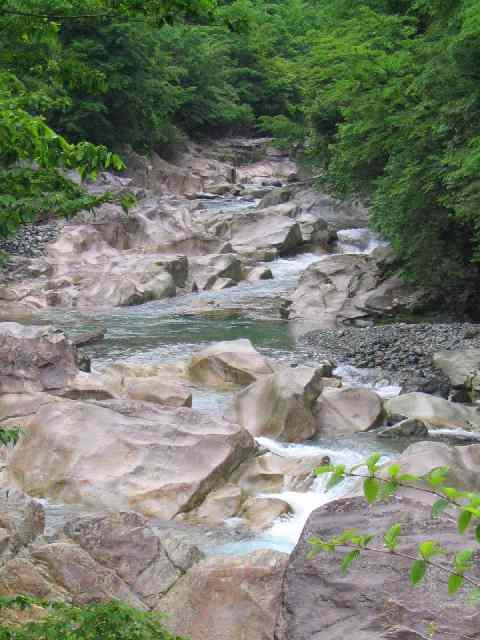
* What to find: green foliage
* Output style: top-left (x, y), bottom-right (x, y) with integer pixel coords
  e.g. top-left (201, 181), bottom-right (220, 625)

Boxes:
top-left (310, 455), bottom-right (480, 599)
top-left (0, 427), bottom-right (22, 447)
top-left (0, 597), bottom-right (185, 639)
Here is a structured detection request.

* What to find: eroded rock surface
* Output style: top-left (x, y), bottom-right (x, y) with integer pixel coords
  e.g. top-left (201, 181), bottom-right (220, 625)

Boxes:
top-left (8, 400), bottom-right (255, 519)
top-left (276, 496), bottom-right (480, 640)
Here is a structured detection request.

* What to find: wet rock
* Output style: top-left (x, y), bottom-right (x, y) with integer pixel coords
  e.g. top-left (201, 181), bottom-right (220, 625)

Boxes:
top-left (180, 484), bottom-right (244, 525)
top-left (231, 452), bottom-right (328, 495)
top-left (190, 253), bottom-right (243, 291)
top-left (247, 266), bottom-right (274, 282)
top-left (234, 366), bottom-right (324, 442)
top-left (276, 496), bottom-right (480, 640)
top-left (8, 400), bottom-right (255, 520)
top-left (241, 497), bottom-right (291, 531)
top-left (315, 387), bottom-right (383, 436)
top-left (157, 550), bottom-right (288, 640)
top-left (0, 323), bottom-right (78, 394)
top-left (188, 339), bottom-right (273, 388)
top-left (0, 489), bottom-right (45, 552)
top-left (377, 418), bottom-right (429, 438)
top-left (433, 348), bottom-right (480, 390)
top-left (385, 392), bottom-right (480, 430)
top-left (230, 209), bottom-right (303, 256)
top-left (382, 441), bottom-right (480, 497)
top-left (71, 326), bottom-right (106, 347)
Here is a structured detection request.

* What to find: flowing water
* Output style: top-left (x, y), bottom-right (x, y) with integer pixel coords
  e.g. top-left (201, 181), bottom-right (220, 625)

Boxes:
top-left (36, 196), bottom-right (404, 553)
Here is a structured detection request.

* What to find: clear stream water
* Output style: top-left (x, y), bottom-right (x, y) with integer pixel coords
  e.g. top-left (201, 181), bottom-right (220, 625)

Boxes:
top-left (36, 196), bottom-right (404, 554)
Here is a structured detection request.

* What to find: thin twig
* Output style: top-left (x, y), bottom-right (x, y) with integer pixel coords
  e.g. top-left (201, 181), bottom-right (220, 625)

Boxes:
top-left (337, 542), bottom-right (480, 589)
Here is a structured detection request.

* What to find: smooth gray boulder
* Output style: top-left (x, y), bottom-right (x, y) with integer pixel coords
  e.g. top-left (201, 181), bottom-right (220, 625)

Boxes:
top-left (433, 349), bottom-right (480, 390)
top-left (234, 366), bottom-right (325, 442)
top-left (187, 339), bottom-right (274, 388)
top-left (315, 387), bottom-right (383, 436)
top-left (385, 392), bottom-right (480, 430)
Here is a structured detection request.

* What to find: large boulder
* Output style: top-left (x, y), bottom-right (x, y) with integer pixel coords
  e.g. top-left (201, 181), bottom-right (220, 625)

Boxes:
top-left (287, 255), bottom-right (377, 330)
top-left (187, 339), bottom-right (274, 388)
top-left (0, 323), bottom-right (78, 394)
top-left (189, 253), bottom-right (243, 291)
top-left (230, 451), bottom-right (328, 495)
top-left (0, 392), bottom-right (61, 428)
top-left (383, 441), bottom-right (480, 495)
top-left (157, 550), bottom-right (288, 640)
top-left (0, 511), bottom-right (202, 610)
top-left (229, 209), bottom-right (303, 257)
top-left (315, 387), bottom-right (383, 436)
top-left (276, 496), bottom-right (480, 640)
top-left (289, 188), bottom-right (369, 232)
top-left (8, 400), bottom-right (255, 519)
top-left (433, 348), bottom-right (480, 390)
top-left (384, 392), bottom-right (480, 430)
top-left (234, 366), bottom-right (325, 442)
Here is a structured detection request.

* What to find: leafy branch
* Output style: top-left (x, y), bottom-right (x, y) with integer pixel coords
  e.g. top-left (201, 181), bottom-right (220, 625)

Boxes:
top-left (309, 453), bottom-right (480, 599)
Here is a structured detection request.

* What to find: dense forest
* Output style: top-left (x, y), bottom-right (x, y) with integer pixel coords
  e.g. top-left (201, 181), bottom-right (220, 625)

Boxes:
top-left (2, 0), bottom-right (480, 297)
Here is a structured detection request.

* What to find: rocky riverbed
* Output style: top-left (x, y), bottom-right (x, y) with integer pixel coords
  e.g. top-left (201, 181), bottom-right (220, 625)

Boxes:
top-left (1, 138), bottom-right (480, 640)
top-left (300, 322), bottom-right (480, 395)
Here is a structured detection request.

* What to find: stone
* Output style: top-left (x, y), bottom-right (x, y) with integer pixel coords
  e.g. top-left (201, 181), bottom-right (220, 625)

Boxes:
top-left (0, 511), bottom-right (203, 610)
top-left (8, 400), bottom-right (255, 520)
top-left (276, 496), bottom-right (480, 640)
top-left (382, 441), bottom-right (480, 497)
top-left (230, 209), bottom-right (303, 256)
top-left (288, 255), bottom-right (377, 331)
top-left (190, 254), bottom-right (243, 291)
top-left (0, 392), bottom-right (61, 428)
top-left (124, 377), bottom-right (192, 408)
top-left (0, 323), bottom-right (78, 394)
top-left (384, 392), bottom-right (480, 430)
top-left (71, 327), bottom-right (106, 347)
top-left (433, 348), bottom-right (480, 389)
top-left (231, 451), bottom-right (324, 495)
top-left (0, 489), bottom-right (45, 552)
top-left (234, 366), bottom-right (324, 442)
top-left (315, 387), bottom-right (383, 436)
top-left (247, 266), bottom-right (274, 282)
top-left (157, 550), bottom-right (288, 640)
top-left (182, 485), bottom-right (244, 525)
top-left (241, 497), bottom-right (291, 531)
top-left (377, 418), bottom-right (429, 438)
top-left (187, 339), bottom-right (273, 388)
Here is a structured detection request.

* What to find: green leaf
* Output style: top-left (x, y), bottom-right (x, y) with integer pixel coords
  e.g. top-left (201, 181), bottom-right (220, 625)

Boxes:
top-left (448, 574), bottom-right (464, 595)
top-left (476, 524), bottom-right (480, 544)
top-left (410, 559), bottom-right (427, 586)
top-left (425, 466), bottom-right (450, 487)
top-left (366, 453), bottom-right (382, 474)
top-left (315, 465), bottom-right (336, 476)
top-left (454, 549), bottom-right (474, 572)
top-left (398, 474), bottom-right (420, 483)
top-left (326, 473), bottom-right (344, 491)
top-left (387, 463), bottom-right (401, 479)
top-left (341, 549), bottom-right (361, 574)
top-left (363, 477), bottom-right (380, 504)
top-left (419, 540), bottom-right (445, 560)
top-left (458, 510), bottom-right (473, 534)
top-left (431, 498), bottom-right (450, 519)
top-left (384, 523), bottom-right (402, 551)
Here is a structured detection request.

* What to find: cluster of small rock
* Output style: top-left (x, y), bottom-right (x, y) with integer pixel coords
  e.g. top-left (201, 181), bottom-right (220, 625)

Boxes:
top-left (0, 222), bottom-right (58, 259)
top-left (301, 322), bottom-right (480, 394)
